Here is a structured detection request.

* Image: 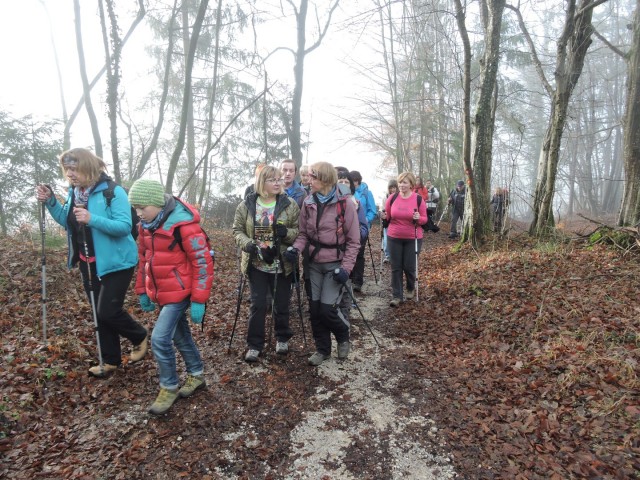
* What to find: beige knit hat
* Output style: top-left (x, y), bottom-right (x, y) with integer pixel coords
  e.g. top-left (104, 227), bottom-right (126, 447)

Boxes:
top-left (128, 179), bottom-right (166, 207)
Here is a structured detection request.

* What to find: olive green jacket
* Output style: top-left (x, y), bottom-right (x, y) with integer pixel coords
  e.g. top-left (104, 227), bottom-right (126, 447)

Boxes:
top-left (232, 193), bottom-right (300, 276)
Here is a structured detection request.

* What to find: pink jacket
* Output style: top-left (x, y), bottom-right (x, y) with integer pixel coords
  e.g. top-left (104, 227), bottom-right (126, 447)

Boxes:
top-left (293, 192), bottom-right (360, 274)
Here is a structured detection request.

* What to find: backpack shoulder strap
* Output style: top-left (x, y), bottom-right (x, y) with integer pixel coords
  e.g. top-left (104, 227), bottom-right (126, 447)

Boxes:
top-left (102, 180), bottom-right (117, 207)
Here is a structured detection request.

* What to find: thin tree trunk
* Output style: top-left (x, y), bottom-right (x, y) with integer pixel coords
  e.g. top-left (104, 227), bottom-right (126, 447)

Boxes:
top-left (165, 0), bottom-right (210, 194)
top-left (528, 0), bottom-right (602, 235)
top-left (73, 0), bottom-right (103, 157)
top-left (619, 0), bottom-right (640, 226)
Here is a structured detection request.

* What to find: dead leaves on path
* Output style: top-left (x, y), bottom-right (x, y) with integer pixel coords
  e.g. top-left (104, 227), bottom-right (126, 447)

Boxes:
top-left (1, 223), bottom-right (639, 479)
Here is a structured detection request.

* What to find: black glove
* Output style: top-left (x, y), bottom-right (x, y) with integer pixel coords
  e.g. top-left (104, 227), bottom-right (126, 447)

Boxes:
top-left (333, 267), bottom-right (349, 285)
top-left (283, 246), bottom-right (298, 263)
top-left (242, 241), bottom-right (258, 254)
top-left (260, 245), bottom-right (277, 265)
top-left (275, 223), bottom-right (288, 238)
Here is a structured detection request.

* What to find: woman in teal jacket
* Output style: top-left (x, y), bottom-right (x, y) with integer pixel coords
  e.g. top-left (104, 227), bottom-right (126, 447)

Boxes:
top-left (36, 148), bottom-right (148, 377)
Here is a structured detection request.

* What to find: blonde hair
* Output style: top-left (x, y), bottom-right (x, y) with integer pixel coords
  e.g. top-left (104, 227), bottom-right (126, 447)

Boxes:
top-left (255, 165), bottom-right (282, 197)
top-left (299, 164), bottom-right (309, 175)
top-left (59, 148), bottom-right (107, 185)
top-left (397, 172), bottom-right (416, 188)
top-left (309, 161), bottom-right (337, 187)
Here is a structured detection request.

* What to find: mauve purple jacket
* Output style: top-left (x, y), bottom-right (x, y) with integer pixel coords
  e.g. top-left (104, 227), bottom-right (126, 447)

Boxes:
top-left (292, 191), bottom-right (360, 274)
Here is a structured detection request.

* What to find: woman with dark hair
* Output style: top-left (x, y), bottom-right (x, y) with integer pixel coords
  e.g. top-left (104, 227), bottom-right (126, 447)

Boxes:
top-left (285, 162), bottom-right (360, 366)
top-left (380, 172), bottom-right (427, 307)
top-left (36, 148), bottom-right (148, 377)
top-left (233, 165), bottom-right (300, 363)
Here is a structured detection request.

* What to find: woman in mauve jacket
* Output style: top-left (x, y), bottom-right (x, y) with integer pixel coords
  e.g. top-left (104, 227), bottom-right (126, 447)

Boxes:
top-left (286, 161), bottom-right (360, 366)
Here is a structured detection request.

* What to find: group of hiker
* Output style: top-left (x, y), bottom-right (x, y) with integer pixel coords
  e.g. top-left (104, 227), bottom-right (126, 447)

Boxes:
top-left (35, 147), bottom-right (509, 415)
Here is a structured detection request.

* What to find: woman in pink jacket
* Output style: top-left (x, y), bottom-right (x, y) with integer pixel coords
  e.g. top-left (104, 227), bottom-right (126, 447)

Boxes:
top-left (285, 162), bottom-right (360, 366)
top-left (380, 172), bottom-right (427, 306)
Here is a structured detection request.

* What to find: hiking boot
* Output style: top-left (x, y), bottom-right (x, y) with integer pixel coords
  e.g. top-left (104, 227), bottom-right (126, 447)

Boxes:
top-left (352, 284), bottom-right (362, 292)
top-left (389, 298), bottom-right (401, 307)
top-left (308, 352), bottom-right (329, 366)
top-left (431, 226), bottom-right (440, 233)
top-left (178, 375), bottom-right (206, 398)
top-left (148, 387), bottom-right (179, 415)
top-left (337, 341), bottom-right (350, 360)
top-left (88, 363), bottom-right (118, 378)
top-left (405, 289), bottom-right (415, 300)
top-left (275, 341), bottom-right (289, 355)
top-left (130, 335), bottom-right (148, 363)
top-left (244, 349), bottom-right (260, 363)
top-left (448, 233), bottom-right (458, 239)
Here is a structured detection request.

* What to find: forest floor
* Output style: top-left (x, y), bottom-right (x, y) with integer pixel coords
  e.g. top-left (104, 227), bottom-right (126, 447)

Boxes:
top-left (0, 218), bottom-right (639, 479)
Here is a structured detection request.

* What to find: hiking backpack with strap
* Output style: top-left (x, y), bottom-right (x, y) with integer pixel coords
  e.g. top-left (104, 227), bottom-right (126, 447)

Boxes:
top-left (383, 192), bottom-right (426, 230)
top-left (102, 180), bottom-right (141, 240)
top-left (308, 193), bottom-right (348, 262)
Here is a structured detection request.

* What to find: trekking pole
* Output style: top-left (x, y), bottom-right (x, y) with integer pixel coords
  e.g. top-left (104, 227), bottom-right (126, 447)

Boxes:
top-left (267, 225), bottom-right (281, 349)
top-left (436, 203), bottom-right (449, 226)
top-left (39, 200), bottom-right (48, 346)
top-left (378, 206), bottom-right (384, 271)
top-left (228, 272), bottom-right (246, 351)
top-left (414, 209), bottom-right (419, 303)
top-left (337, 269), bottom-right (380, 347)
top-left (78, 206), bottom-right (104, 375)
top-left (291, 264), bottom-right (308, 348)
top-left (366, 235), bottom-right (378, 284)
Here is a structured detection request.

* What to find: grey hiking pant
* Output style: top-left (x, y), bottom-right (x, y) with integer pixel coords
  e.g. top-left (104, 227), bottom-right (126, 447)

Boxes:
top-left (387, 236), bottom-right (422, 300)
top-left (309, 261), bottom-right (350, 355)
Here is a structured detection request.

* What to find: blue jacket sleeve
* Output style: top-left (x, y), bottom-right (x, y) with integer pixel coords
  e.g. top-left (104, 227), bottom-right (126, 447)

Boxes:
top-left (365, 190), bottom-right (377, 225)
top-left (357, 204), bottom-right (369, 242)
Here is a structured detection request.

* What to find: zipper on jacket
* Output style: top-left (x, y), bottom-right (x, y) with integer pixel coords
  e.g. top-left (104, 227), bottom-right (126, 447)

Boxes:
top-left (172, 268), bottom-right (185, 289)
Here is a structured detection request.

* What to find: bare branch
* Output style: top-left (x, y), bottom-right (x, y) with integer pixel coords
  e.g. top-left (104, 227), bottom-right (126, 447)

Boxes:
top-left (505, 3), bottom-right (554, 96)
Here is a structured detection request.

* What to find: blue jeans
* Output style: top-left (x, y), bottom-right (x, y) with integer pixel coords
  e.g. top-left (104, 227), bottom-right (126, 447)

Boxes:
top-left (382, 228), bottom-right (390, 258)
top-left (151, 298), bottom-right (203, 390)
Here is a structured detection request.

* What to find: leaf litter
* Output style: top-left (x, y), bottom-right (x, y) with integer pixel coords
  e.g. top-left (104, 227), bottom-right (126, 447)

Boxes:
top-left (0, 219), bottom-right (638, 479)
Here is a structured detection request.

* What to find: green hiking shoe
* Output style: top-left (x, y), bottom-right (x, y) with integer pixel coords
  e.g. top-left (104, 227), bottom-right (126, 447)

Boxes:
top-left (178, 375), bottom-right (206, 398)
top-left (308, 352), bottom-right (330, 366)
top-left (148, 387), bottom-right (179, 415)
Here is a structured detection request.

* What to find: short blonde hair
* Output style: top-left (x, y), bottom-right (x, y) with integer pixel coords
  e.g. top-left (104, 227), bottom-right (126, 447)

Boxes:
top-left (299, 164), bottom-right (309, 175)
top-left (59, 148), bottom-right (107, 185)
top-left (309, 162), bottom-right (337, 187)
top-left (397, 172), bottom-right (416, 188)
top-left (255, 165), bottom-right (282, 197)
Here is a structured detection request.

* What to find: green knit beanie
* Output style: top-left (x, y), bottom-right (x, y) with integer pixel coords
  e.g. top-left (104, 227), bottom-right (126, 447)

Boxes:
top-left (128, 179), bottom-right (166, 207)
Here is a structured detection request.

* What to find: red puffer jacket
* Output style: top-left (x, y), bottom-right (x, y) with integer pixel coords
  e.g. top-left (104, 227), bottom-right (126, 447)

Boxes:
top-left (135, 198), bottom-right (213, 306)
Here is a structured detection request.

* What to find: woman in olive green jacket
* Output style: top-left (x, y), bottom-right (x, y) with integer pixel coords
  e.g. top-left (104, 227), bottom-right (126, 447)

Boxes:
top-left (232, 165), bottom-right (300, 362)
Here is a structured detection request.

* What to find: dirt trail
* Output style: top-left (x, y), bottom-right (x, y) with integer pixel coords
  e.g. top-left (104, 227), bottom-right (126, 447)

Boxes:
top-left (215, 272), bottom-right (456, 479)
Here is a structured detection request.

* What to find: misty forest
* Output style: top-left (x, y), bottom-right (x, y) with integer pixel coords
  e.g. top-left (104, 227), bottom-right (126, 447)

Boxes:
top-left (1, 1), bottom-right (639, 479)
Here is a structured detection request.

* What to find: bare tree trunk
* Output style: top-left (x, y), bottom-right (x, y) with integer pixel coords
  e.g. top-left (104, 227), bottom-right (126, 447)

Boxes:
top-left (65, 1), bottom-right (145, 151)
top-left (199, 0), bottom-right (223, 207)
top-left (453, 0), bottom-right (471, 196)
top-left (73, 0), bottom-right (103, 158)
top-left (289, 0), bottom-right (340, 169)
top-left (99, 0), bottom-right (123, 182)
top-left (182, 6), bottom-right (197, 203)
top-left (463, 0), bottom-right (505, 246)
top-left (528, 0), bottom-right (602, 235)
top-left (134, 1), bottom-right (178, 181)
top-left (619, 0), bottom-right (640, 226)
top-left (38, 1), bottom-right (70, 148)
top-left (165, 0), bottom-right (209, 194)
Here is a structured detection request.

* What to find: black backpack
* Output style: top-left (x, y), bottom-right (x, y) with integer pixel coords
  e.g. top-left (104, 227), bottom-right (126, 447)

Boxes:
top-left (102, 180), bottom-right (141, 240)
